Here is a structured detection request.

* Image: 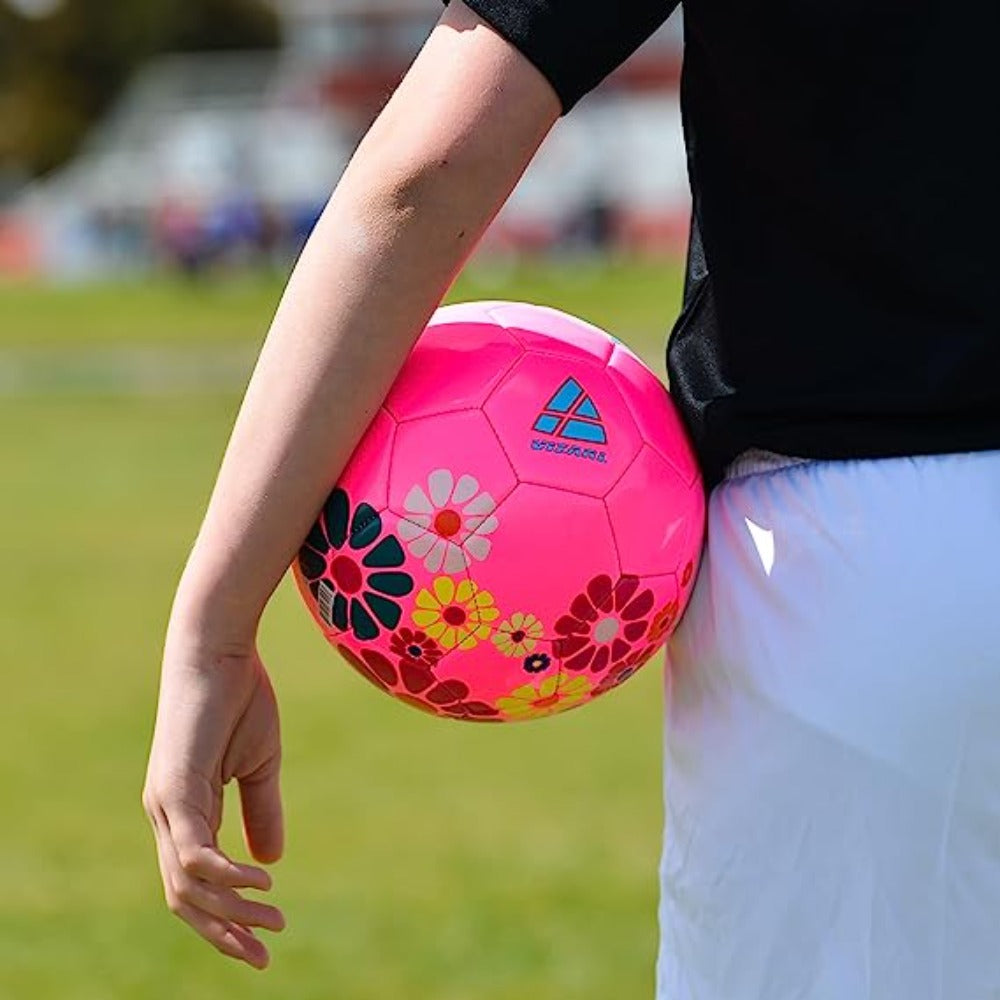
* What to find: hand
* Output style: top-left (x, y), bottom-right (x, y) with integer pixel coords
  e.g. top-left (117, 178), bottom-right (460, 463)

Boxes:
top-left (143, 634), bottom-right (286, 969)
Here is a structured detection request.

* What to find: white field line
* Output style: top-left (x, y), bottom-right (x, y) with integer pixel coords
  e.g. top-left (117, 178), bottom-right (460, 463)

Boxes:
top-left (0, 337), bottom-right (663, 397)
top-left (0, 346), bottom-right (258, 396)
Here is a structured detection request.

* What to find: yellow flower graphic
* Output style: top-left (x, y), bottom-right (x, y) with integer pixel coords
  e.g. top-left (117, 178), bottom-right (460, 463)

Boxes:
top-left (412, 576), bottom-right (499, 650)
top-left (495, 674), bottom-right (594, 721)
top-left (491, 612), bottom-right (544, 657)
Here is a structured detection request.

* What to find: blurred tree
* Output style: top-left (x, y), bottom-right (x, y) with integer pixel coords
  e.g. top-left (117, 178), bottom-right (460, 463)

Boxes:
top-left (0, 0), bottom-right (281, 177)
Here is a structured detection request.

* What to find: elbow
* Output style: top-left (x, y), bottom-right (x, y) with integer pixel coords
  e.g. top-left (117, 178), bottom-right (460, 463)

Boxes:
top-left (341, 140), bottom-right (491, 245)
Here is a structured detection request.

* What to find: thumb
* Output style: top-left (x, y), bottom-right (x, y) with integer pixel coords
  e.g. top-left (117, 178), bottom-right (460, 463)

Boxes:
top-left (240, 758), bottom-right (284, 865)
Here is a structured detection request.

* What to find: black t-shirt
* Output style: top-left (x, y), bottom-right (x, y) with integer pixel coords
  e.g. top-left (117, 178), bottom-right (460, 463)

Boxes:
top-left (446, 0), bottom-right (1000, 485)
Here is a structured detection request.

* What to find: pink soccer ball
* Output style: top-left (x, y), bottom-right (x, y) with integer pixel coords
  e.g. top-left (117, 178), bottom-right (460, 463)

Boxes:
top-left (294, 301), bottom-right (705, 723)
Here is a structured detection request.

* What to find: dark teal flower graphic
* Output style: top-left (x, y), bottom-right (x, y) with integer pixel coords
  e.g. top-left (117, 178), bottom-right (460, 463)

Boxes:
top-left (298, 488), bottom-right (413, 641)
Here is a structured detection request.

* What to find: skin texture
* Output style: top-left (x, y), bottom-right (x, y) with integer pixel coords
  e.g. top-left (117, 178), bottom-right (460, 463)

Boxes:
top-left (142, 1), bottom-right (561, 971)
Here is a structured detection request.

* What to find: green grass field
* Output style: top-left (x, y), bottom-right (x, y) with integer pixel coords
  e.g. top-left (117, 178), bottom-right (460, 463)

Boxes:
top-left (0, 257), bottom-right (685, 1000)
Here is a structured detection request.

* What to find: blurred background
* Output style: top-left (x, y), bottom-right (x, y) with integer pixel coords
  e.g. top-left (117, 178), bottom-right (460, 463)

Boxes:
top-left (0, 2), bottom-right (688, 998)
top-left (0, 0), bottom-right (688, 280)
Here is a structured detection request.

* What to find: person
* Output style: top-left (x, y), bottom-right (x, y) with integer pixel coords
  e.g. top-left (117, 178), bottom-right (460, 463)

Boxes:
top-left (143, 1), bottom-right (1000, 996)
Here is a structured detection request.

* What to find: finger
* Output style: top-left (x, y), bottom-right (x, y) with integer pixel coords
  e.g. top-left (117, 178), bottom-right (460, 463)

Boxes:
top-left (176, 878), bottom-right (286, 934)
top-left (151, 813), bottom-right (261, 963)
top-left (149, 805), bottom-right (191, 904)
top-left (172, 900), bottom-right (271, 970)
top-left (163, 803), bottom-right (273, 891)
top-left (239, 760), bottom-right (284, 865)
top-left (154, 812), bottom-right (285, 934)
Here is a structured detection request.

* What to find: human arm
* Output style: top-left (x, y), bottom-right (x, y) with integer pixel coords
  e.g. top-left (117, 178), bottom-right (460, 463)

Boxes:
top-left (142, 0), bottom-right (678, 971)
top-left (142, 1), bottom-right (561, 970)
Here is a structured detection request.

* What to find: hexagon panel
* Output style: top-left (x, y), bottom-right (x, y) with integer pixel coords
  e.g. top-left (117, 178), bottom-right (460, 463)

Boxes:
top-left (462, 482), bottom-right (620, 641)
top-left (388, 410), bottom-right (518, 536)
top-left (485, 302), bottom-right (616, 365)
top-left (383, 319), bottom-right (523, 422)
top-left (607, 342), bottom-right (701, 487)
top-left (606, 445), bottom-right (703, 579)
top-left (484, 352), bottom-right (641, 498)
top-left (338, 406), bottom-right (397, 513)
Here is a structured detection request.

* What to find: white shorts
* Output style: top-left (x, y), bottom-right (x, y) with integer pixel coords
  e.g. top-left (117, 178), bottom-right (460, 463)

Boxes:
top-left (658, 449), bottom-right (1000, 1000)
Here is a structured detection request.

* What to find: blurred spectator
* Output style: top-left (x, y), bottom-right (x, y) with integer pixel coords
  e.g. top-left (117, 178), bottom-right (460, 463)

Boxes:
top-left (0, 209), bottom-right (39, 277)
top-left (1, 4), bottom-right (689, 281)
top-left (152, 196), bottom-right (207, 276)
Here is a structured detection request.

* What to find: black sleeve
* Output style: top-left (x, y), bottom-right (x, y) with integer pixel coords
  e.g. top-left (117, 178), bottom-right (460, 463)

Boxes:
top-left (443, 0), bottom-right (678, 113)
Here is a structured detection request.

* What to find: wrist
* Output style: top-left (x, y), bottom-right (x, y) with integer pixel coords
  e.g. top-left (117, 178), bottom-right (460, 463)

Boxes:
top-left (166, 576), bottom-right (264, 660)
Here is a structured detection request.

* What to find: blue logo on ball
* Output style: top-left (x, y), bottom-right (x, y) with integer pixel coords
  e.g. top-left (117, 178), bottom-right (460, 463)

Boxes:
top-left (533, 377), bottom-right (608, 444)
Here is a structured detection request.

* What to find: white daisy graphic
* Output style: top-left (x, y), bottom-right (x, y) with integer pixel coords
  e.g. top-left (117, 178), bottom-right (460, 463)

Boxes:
top-left (398, 469), bottom-right (499, 573)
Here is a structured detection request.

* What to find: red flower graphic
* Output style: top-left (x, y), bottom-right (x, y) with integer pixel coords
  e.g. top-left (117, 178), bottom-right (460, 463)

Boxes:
top-left (337, 643), bottom-right (499, 720)
top-left (424, 678), bottom-right (501, 721)
top-left (390, 627), bottom-right (444, 670)
top-left (593, 645), bottom-right (658, 697)
top-left (647, 600), bottom-right (680, 646)
top-left (554, 574), bottom-right (655, 674)
top-left (337, 644), bottom-right (398, 692)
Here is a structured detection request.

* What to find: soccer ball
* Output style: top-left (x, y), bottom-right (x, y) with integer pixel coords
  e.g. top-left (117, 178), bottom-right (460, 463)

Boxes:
top-left (294, 301), bottom-right (705, 723)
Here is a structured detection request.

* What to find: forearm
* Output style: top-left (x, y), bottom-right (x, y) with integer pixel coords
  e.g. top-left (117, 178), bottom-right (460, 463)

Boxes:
top-left (169, 10), bottom-right (558, 645)
top-left (170, 206), bottom-right (434, 642)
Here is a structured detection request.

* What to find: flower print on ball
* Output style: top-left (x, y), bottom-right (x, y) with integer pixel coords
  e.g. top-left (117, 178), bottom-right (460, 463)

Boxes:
top-left (411, 576), bottom-right (499, 650)
top-left (647, 600), bottom-right (680, 646)
top-left (492, 612), bottom-right (544, 657)
top-left (298, 488), bottom-right (414, 642)
top-left (389, 627), bottom-right (444, 670)
top-left (523, 652), bottom-right (551, 674)
top-left (389, 628), bottom-right (444, 695)
top-left (338, 644), bottom-right (499, 720)
top-left (496, 674), bottom-right (594, 721)
top-left (421, 678), bottom-right (501, 721)
top-left (397, 469), bottom-right (499, 573)
top-left (337, 644), bottom-right (399, 693)
top-left (554, 574), bottom-right (655, 674)
top-left (592, 645), bottom-right (658, 698)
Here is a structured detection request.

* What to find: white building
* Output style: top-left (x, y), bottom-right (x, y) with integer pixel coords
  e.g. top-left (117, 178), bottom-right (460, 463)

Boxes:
top-left (264, 0), bottom-right (690, 253)
top-left (268, 0), bottom-right (439, 61)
